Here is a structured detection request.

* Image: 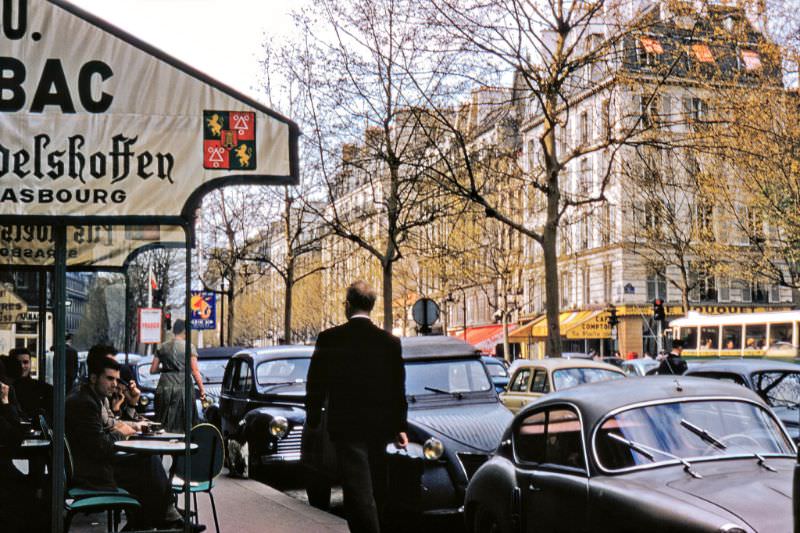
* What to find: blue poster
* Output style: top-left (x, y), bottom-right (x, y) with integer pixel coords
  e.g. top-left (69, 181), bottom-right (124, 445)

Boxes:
top-left (190, 291), bottom-right (216, 330)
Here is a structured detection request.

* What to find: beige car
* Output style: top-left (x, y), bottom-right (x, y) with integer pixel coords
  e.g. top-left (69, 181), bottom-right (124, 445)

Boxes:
top-left (500, 358), bottom-right (626, 413)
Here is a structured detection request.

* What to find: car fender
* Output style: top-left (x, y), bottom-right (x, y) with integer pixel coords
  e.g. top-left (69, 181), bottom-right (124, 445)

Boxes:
top-left (465, 455), bottom-right (519, 533)
top-left (240, 405), bottom-right (305, 443)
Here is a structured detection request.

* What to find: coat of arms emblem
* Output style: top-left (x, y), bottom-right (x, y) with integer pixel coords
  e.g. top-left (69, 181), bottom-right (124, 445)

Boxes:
top-left (203, 111), bottom-right (256, 170)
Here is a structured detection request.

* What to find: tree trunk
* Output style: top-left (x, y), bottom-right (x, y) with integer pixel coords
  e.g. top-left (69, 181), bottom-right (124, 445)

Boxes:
top-left (284, 265), bottom-right (294, 344)
top-left (543, 223), bottom-right (562, 358)
top-left (501, 281), bottom-right (511, 363)
top-left (382, 259), bottom-right (393, 332)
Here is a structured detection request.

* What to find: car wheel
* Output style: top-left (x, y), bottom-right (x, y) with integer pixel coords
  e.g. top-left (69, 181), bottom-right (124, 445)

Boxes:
top-left (305, 472), bottom-right (331, 510)
top-left (226, 438), bottom-right (249, 478)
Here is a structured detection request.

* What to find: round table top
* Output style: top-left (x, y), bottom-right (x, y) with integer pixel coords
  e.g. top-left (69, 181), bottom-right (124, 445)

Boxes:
top-left (135, 431), bottom-right (185, 441)
top-left (114, 440), bottom-right (198, 455)
top-left (20, 439), bottom-right (50, 448)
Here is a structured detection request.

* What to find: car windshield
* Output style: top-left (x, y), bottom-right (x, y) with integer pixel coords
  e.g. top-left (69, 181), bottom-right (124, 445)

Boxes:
top-left (405, 359), bottom-right (492, 397)
top-left (256, 358), bottom-right (310, 386)
top-left (752, 371), bottom-right (800, 408)
top-left (197, 359), bottom-right (228, 384)
top-left (136, 363), bottom-right (159, 389)
top-left (595, 399), bottom-right (794, 471)
top-left (552, 368), bottom-right (624, 390)
top-left (484, 360), bottom-right (508, 378)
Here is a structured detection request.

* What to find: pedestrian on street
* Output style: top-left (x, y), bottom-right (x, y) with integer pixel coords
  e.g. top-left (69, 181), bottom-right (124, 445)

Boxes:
top-left (306, 280), bottom-right (408, 533)
top-left (656, 339), bottom-right (688, 375)
top-left (150, 319), bottom-right (206, 433)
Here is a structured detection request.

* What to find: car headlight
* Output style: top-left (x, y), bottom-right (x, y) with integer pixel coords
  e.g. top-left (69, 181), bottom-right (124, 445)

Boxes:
top-left (139, 395), bottom-right (149, 406)
top-left (269, 416), bottom-right (289, 439)
top-left (423, 437), bottom-right (444, 460)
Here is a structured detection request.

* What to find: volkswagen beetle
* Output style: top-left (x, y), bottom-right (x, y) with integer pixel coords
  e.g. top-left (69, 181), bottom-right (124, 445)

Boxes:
top-left (302, 335), bottom-right (513, 518)
top-left (218, 345), bottom-right (313, 478)
top-left (466, 376), bottom-right (796, 533)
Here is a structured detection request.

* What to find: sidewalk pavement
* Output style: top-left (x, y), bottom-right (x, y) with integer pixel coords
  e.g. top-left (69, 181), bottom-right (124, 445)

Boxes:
top-left (70, 474), bottom-right (349, 533)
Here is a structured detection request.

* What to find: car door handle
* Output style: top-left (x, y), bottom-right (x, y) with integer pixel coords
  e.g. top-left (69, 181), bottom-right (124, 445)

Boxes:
top-left (528, 482), bottom-right (541, 492)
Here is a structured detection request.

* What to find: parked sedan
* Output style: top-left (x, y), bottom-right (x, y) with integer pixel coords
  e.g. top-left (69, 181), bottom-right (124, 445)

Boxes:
top-left (621, 358), bottom-right (659, 377)
top-left (482, 356), bottom-right (510, 393)
top-left (466, 376), bottom-right (796, 533)
top-left (501, 358), bottom-right (625, 414)
top-left (218, 345), bottom-right (313, 478)
top-left (302, 336), bottom-right (512, 517)
top-left (685, 358), bottom-right (800, 442)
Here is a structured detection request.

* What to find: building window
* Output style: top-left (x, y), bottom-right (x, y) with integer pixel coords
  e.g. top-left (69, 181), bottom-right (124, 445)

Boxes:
top-left (600, 99), bottom-right (611, 140)
top-left (579, 111), bottom-right (589, 145)
top-left (690, 267), bottom-right (717, 302)
top-left (582, 266), bottom-right (591, 306)
top-left (603, 264), bottom-right (613, 303)
top-left (682, 97), bottom-right (708, 123)
top-left (600, 202), bottom-right (613, 245)
top-left (646, 269), bottom-right (667, 301)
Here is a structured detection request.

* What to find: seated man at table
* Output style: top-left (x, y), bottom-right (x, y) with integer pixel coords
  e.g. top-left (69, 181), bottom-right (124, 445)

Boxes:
top-left (9, 347), bottom-right (53, 420)
top-left (66, 352), bottom-right (201, 531)
top-left (85, 345), bottom-right (142, 431)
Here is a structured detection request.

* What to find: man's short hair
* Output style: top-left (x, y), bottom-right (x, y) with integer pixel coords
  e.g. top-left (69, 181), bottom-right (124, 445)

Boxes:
top-left (346, 281), bottom-right (376, 313)
top-left (672, 339), bottom-right (685, 349)
top-left (87, 344), bottom-right (119, 376)
top-left (173, 318), bottom-right (186, 336)
top-left (9, 347), bottom-right (31, 359)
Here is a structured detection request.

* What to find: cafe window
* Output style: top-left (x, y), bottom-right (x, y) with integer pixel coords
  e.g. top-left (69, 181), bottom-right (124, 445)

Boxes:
top-left (769, 323), bottom-right (792, 345)
top-left (722, 325), bottom-right (742, 350)
top-left (700, 326), bottom-right (719, 349)
top-left (744, 324), bottom-right (767, 350)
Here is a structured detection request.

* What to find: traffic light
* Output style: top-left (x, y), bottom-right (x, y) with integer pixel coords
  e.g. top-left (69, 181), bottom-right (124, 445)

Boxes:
top-left (164, 311), bottom-right (172, 331)
top-left (152, 288), bottom-right (163, 306)
top-left (607, 305), bottom-right (619, 327)
top-left (653, 298), bottom-right (666, 322)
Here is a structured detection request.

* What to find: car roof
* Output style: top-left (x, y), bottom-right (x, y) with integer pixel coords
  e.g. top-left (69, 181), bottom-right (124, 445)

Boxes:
top-left (196, 346), bottom-right (246, 360)
top-left (400, 336), bottom-right (479, 360)
top-left (686, 358), bottom-right (799, 374)
top-left (521, 375), bottom-right (767, 424)
top-left (510, 357), bottom-right (624, 373)
top-left (233, 345), bottom-right (315, 363)
top-left (622, 358), bottom-right (658, 366)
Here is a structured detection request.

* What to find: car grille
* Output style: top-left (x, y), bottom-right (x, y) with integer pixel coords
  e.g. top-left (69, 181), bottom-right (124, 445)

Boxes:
top-left (274, 425), bottom-right (303, 462)
top-left (457, 453), bottom-right (489, 480)
top-left (205, 384), bottom-right (222, 400)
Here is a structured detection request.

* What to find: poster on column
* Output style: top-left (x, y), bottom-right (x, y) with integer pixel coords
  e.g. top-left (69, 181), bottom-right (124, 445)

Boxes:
top-left (138, 307), bottom-right (162, 344)
top-left (0, 0), bottom-right (299, 220)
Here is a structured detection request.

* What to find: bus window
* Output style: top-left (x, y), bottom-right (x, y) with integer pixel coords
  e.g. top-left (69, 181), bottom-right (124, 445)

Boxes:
top-left (769, 323), bottom-right (792, 346)
top-left (683, 327), bottom-right (698, 349)
top-left (722, 325), bottom-right (741, 350)
top-left (700, 326), bottom-right (719, 350)
top-left (744, 324), bottom-right (767, 350)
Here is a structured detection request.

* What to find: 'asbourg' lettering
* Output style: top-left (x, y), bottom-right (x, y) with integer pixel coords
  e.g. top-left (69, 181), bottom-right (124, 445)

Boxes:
top-left (0, 133), bottom-right (174, 183)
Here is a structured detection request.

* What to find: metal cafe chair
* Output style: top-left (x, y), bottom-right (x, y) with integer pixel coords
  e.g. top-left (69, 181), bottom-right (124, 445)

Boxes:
top-left (39, 415), bottom-right (141, 532)
top-left (171, 423), bottom-right (224, 533)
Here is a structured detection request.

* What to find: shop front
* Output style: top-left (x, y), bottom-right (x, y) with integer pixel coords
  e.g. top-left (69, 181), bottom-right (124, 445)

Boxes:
top-left (509, 310), bottom-right (612, 360)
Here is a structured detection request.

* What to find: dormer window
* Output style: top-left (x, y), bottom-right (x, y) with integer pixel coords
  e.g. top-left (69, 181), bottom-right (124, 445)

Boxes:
top-left (741, 50), bottom-right (762, 71)
top-left (639, 37), bottom-right (663, 66)
top-left (691, 43), bottom-right (715, 63)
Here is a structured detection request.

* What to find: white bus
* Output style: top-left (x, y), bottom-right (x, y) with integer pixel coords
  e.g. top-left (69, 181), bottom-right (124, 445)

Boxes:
top-left (670, 310), bottom-right (800, 358)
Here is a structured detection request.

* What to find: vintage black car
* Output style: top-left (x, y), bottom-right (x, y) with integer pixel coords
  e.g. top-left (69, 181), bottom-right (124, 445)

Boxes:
top-left (685, 358), bottom-right (800, 442)
top-left (218, 345), bottom-right (313, 478)
top-left (302, 336), bottom-right (513, 517)
top-left (465, 376), bottom-right (796, 533)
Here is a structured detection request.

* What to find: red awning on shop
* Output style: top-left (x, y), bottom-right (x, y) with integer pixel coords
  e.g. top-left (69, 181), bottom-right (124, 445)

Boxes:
top-left (450, 324), bottom-right (516, 354)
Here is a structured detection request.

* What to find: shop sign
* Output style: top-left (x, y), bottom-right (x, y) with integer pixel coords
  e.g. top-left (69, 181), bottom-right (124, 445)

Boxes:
top-left (0, 0), bottom-right (296, 219)
top-left (138, 307), bottom-right (162, 344)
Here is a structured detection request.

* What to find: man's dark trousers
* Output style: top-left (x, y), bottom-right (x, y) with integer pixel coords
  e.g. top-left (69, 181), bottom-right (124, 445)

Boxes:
top-left (335, 438), bottom-right (388, 533)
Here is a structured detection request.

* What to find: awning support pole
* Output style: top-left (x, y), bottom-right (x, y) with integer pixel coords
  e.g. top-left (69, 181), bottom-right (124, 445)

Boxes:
top-left (51, 224), bottom-right (67, 533)
top-left (183, 226), bottom-right (192, 533)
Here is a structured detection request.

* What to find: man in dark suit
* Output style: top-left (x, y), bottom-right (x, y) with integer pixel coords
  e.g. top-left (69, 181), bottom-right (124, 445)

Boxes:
top-left (656, 339), bottom-right (688, 375)
top-left (306, 280), bottom-right (408, 533)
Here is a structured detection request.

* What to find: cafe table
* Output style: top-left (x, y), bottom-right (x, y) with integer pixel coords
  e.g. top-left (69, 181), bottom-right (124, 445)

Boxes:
top-left (135, 431), bottom-right (186, 441)
top-left (114, 439), bottom-right (197, 456)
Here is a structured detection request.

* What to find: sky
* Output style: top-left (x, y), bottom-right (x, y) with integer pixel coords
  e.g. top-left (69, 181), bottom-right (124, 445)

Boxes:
top-left (70, 0), bottom-right (304, 102)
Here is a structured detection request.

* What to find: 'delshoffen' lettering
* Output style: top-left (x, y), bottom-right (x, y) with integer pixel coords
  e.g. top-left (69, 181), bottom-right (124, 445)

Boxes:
top-left (0, 133), bottom-right (174, 183)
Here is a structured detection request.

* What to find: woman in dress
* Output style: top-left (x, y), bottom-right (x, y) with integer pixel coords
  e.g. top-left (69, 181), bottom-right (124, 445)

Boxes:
top-left (150, 319), bottom-right (206, 432)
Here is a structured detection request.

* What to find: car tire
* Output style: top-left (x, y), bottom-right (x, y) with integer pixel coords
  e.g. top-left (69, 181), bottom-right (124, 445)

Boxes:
top-left (474, 507), bottom-right (504, 533)
top-left (305, 473), bottom-right (331, 510)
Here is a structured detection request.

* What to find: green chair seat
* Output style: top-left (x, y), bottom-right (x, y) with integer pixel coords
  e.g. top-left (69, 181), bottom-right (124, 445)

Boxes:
top-left (171, 477), bottom-right (214, 493)
top-left (68, 487), bottom-right (130, 500)
top-left (66, 495), bottom-right (140, 512)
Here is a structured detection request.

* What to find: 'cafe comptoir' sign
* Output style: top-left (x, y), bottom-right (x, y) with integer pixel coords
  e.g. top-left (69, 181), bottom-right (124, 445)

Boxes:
top-left (0, 0), bottom-right (298, 220)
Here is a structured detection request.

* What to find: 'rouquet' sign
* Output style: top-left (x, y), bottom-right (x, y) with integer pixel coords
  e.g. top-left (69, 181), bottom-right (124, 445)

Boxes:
top-left (0, 0), bottom-right (298, 219)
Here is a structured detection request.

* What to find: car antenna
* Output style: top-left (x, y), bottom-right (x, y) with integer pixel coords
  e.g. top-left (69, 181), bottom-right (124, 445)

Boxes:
top-left (673, 379), bottom-right (683, 392)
